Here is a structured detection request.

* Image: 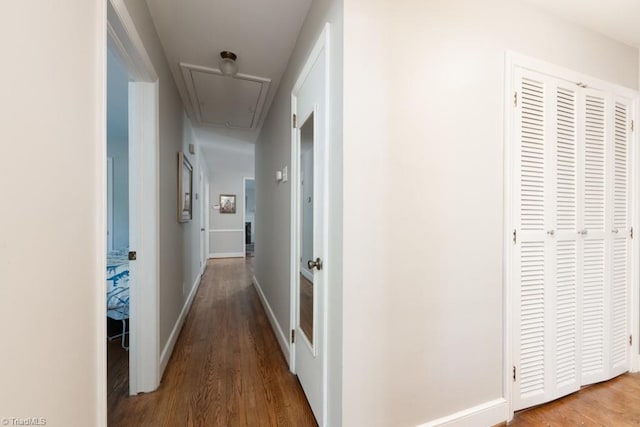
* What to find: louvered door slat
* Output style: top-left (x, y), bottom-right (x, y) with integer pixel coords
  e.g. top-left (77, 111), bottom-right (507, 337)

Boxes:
top-left (583, 95), bottom-right (606, 231)
top-left (521, 78), bottom-right (546, 233)
top-left (520, 241), bottom-right (546, 396)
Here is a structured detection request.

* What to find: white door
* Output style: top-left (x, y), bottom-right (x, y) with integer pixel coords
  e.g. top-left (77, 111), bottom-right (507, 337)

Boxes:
top-left (292, 27), bottom-right (329, 426)
top-left (579, 88), bottom-right (609, 386)
top-left (607, 97), bottom-right (632, 379)
top-left (200, 171), bottom-right (206, 266)
top-left (511, 64), bottom-right (634, 412)
top-left (512, 69), bottom-right (581, 410)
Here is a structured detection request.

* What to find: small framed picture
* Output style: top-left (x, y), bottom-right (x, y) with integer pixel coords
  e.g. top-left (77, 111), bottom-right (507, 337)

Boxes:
top-left (177, 152), bottom-right (193, 223)
top-left (219, 194), bottom-right (236, 214)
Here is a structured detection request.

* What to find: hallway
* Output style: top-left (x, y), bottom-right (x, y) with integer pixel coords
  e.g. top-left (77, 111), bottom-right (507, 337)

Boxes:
top-left (108, 258), bottom-right (316, 426)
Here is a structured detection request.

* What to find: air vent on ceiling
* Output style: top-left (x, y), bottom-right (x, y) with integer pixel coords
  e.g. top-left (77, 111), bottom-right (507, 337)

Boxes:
top-left (180, 62), bottom-right (271, 130)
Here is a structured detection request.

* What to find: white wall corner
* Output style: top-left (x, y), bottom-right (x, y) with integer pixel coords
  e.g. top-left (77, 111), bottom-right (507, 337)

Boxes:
top-left (416, 398), bottom-right (508, 427)
top-left (252, 275), bottom-right (290, 364)
top-left (159, 265), bottom-right (205, 376)
top-left (208, 252), bottom-right (245, 259)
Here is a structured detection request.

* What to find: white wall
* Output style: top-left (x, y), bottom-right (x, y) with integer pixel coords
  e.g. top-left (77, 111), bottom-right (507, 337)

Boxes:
top-left (342, 0), bottom-right (639, 425)
top-left (0, 2), bottom-right (105, 426)
top-left (254, 0), bottom-right (343, 424)
top-left (107, 49), bottom-right (129, 250)
top-left (199, 133), bottom-right (255, 257)
top-left (122, 0), bottom-right (204, 360)
top-left (182, 117), bottom-right (209, 293)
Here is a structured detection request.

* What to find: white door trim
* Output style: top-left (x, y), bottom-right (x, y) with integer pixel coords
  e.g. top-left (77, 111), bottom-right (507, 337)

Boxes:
top-left (107, 157), bottom-right (114, 251)
top-left (107, 0), bottom-right (160, 396)
top-left (290, 23), bottom-right (331, 426)
top-left (503, 51), bottom-right (640, 421)
top-left (200, 171), bottom-right (207, 267)
top-left (243, 176), bottom-right (255, 259)
top-left (96, 4), bottom-right (107, 426)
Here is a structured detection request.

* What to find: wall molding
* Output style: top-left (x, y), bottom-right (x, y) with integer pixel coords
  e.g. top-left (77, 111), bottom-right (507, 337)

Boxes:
top-left (417, 398), bottom-right (507, 427)
top-left (208, 252), bottom-right (245, 259)
top-left (252, 275), bottom-right (290, 364)
top-left (300, 268), bottom-right (313, 283)
top-left (160, 263), bottom-right (206, 376)
top-left (209, 228), bottom-right (244, 233)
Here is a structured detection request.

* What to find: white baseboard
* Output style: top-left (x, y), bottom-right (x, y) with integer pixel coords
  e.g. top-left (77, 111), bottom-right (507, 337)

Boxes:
top-left (252, 275), bottom-right (290, 364)
top-left (417, 398), bottom-right (507, 427)
top-left (208, 252), bottom-right (245, 259)
top-left (159, 263), bottom-right (206, 377)
top-left (300, 268), bottom-right (313, 282)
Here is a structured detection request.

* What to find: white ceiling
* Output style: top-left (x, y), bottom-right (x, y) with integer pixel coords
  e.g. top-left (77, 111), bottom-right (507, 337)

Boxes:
top-left (145, 0), bottom-right (312, 141)
top-left (523, 0), bottom-right (640, 47)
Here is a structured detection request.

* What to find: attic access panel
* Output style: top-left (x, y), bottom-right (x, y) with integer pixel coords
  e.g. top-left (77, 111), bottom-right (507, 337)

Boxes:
top-left (180, 63), bottom-right (271, 130)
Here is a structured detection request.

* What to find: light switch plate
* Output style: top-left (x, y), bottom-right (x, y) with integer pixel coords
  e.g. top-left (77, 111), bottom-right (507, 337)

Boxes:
top-left (282, 166), bottom-right (288, 182)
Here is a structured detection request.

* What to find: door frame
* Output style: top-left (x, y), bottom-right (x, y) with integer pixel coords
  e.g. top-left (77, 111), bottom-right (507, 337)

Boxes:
top-left (200, 171), bottom-right (207, 266)
top-left (107, 157), bottom-right (114, 251)
top-left (289, 23), bottom-right (331, 425)
top-left (503, 51), bottom-right (640, 421)
top-left (243, 176), bottom-right (255, 257)
top-left (107, 0), bottom-right (161, 396)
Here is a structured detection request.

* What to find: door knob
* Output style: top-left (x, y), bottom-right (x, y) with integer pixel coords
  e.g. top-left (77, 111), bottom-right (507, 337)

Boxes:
top-left (307, 257), bottom-right (323, 271)
top-left (612, 228), bottom-right (620, 234)
top-left (579, 229), bottom-right (588, 235)
top-left (547, 230), bottom-right (555, 236)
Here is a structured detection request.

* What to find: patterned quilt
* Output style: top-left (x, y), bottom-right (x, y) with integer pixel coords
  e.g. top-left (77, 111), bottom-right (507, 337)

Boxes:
top-left (107, 248), bottom-right (130, 320)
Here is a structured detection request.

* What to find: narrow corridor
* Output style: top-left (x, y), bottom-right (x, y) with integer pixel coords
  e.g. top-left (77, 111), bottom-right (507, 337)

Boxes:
top-left (108, 258), bottom-right (316, 426)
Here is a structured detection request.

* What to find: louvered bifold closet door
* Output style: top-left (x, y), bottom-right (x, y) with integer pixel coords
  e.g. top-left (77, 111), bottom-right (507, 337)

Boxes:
top-left (579, 89), bottom-right (609, 386)
top-left (609, 97), bottom-right (632, 378)
top-left (552, 81), bottom-right (581, 399)
top-left (513, 70), bottom-right (580, 411)
top-left (513, 70), bottom-right (551, 411)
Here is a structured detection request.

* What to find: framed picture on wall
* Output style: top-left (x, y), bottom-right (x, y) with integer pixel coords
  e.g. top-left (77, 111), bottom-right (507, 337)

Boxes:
top-left (177, 151), bottom-right (193, 223)
top-left (219, 194), bottom-right (236, 214)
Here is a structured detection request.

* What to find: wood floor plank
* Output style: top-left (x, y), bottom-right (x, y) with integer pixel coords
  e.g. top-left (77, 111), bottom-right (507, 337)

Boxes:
top-left (509, 373), bottom-right (640, 426)
top-left (108, 258), bottom-right (316, 427)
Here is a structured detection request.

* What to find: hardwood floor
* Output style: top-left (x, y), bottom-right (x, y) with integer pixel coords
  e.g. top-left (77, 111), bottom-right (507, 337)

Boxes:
top-left (108, 258), bottom-right (317, 427)
top-left (299, 274), bottom-right (313, 344)
top-left (508, 373), bottom-right (640, 426)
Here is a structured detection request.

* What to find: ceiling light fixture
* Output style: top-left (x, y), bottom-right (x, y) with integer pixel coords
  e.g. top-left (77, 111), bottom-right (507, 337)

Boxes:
top-left (218, 51), bottom-right (238, 76)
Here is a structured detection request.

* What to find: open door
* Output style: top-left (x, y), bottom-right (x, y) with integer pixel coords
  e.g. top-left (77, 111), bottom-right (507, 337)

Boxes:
top-left (291, 25), bottom-right (330, 426)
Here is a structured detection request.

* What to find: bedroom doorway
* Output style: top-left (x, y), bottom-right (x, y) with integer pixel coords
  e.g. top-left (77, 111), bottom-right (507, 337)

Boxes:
top-left (107, 0), bottom-right (161, 403)
top-left (106, 44), bottom-right (131, 403)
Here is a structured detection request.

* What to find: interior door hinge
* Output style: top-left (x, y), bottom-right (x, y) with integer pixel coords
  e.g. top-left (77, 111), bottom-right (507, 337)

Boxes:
top-left (291, 329), bottom-right (295, 343)
top-left (513, 229), bottom-right (517, 244)
top-left (292, 113), bottom-right (297, 128)
top-left (513, 91), bottom-right (518, 107)
top-left (631, 227), bottom-right (634, 239)
top-left (513, 366), bottom-right (517, 382)
top-left (630, 335), bottom-right (633, 346)
top-left (632, 120), bottom-right (635, 132)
